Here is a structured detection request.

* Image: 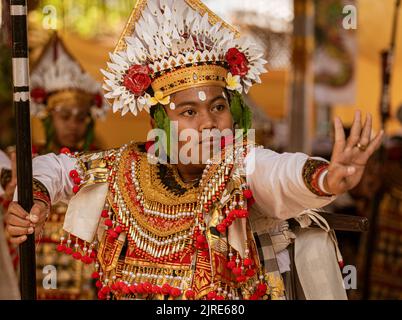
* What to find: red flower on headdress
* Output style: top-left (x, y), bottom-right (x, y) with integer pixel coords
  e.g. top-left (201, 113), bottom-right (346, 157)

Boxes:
top-left (225, 48), bottom-right (249, 77)
top-left (31, 87), bottom-right (47, 103)
top-left (123, 65), bottom-right (152, 95)
top-left (94, 93), bottom-right (103, 108)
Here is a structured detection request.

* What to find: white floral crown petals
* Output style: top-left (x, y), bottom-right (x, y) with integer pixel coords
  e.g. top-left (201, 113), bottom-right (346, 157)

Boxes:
top-left (30, 36), bottom-right (109, 120)
top-left (103, 0), bottom-right (268, 117)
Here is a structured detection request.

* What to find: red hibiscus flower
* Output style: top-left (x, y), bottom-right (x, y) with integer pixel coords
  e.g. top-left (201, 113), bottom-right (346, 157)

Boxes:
top-left (30, 87), bottom-right (47, 103)
top-left (225, 48), bottom-right (249, 77)
top-left (123, 65), bottom-right (152, 95)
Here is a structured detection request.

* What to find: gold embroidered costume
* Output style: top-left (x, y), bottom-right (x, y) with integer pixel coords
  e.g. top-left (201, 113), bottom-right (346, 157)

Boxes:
top-left (57, 141), bottom-right (285, 300)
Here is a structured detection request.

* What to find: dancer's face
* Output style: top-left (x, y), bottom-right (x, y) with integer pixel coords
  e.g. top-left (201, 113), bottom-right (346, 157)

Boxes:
top-left (163, 85), bottom-right (233, 166)
top-left (50, 104), bottom-right (91, 148)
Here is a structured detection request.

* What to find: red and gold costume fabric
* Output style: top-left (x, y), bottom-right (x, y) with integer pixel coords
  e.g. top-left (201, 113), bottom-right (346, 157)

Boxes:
top-left (56, 142), bottom-right (286, 300)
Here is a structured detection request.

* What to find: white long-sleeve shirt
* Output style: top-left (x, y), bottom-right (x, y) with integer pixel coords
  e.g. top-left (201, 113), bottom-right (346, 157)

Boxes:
top-left (30, 147), bottom-right (335, 220)
top-left (27, 146), bottom-right (342, 293)
top-left (245, 148), bottom-right (334, 220)
top-left (26, 146), bottom-right (336, 275)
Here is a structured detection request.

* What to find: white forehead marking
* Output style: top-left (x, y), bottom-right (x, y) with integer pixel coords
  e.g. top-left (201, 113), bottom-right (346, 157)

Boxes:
top-left (198, 90), bottom-right (207, 101)
top-left (222, 91), bottom-right (227, 99)
top-left (169, 102), bottom-right (176, 110)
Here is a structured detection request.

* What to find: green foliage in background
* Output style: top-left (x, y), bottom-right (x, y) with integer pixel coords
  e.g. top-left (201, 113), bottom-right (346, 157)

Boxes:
top-left (34, 0), bottom-right (137, 38)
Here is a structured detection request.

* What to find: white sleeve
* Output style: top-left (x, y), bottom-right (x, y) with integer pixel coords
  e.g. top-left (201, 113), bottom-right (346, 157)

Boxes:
top-left (0, 150), bottom-right (11, 196)
top-left (32, 153), bottom-right (77, 204)
top-left (12, 153), bottom-right (77, 204)
top-left (245, 147), bottom-right (336, 220)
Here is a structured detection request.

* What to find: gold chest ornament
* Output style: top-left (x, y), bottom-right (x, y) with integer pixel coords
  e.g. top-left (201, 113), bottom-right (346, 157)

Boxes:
top-left (57, 142), bottom-right (281, 300)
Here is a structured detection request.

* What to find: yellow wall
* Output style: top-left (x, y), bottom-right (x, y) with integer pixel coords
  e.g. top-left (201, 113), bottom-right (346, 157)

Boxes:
top-left (248, 71), bottom-right (289, 120)
top-left (333, 0), bottom-right (402, 134)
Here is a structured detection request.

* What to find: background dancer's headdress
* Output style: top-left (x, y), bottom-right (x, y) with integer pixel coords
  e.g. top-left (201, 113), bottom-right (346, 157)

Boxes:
top-left (102, 0), bottom-right (267, 117)
top-left (30, 33), bottom-right (109, 120)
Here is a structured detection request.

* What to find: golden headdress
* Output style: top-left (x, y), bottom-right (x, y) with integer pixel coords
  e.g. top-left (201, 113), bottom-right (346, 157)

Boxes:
top-left (102, 0), bottom-right (267, 116)
top-left (30, 33), bottom-right (109, 119)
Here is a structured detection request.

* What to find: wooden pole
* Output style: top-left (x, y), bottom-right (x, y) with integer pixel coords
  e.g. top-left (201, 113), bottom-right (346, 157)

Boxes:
top-left (9, 0), bottom-right (37, 300)
top-left (288, 0), bottom-right (315, 154)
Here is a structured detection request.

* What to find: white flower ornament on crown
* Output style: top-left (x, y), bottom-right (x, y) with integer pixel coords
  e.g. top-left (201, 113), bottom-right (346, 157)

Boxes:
top-left (102, 0), bottom-right (268, 117)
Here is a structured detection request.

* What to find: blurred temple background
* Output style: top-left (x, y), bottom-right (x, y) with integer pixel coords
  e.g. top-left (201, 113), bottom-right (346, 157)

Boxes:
top-left (0, 0), bottom-right (401, 299)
